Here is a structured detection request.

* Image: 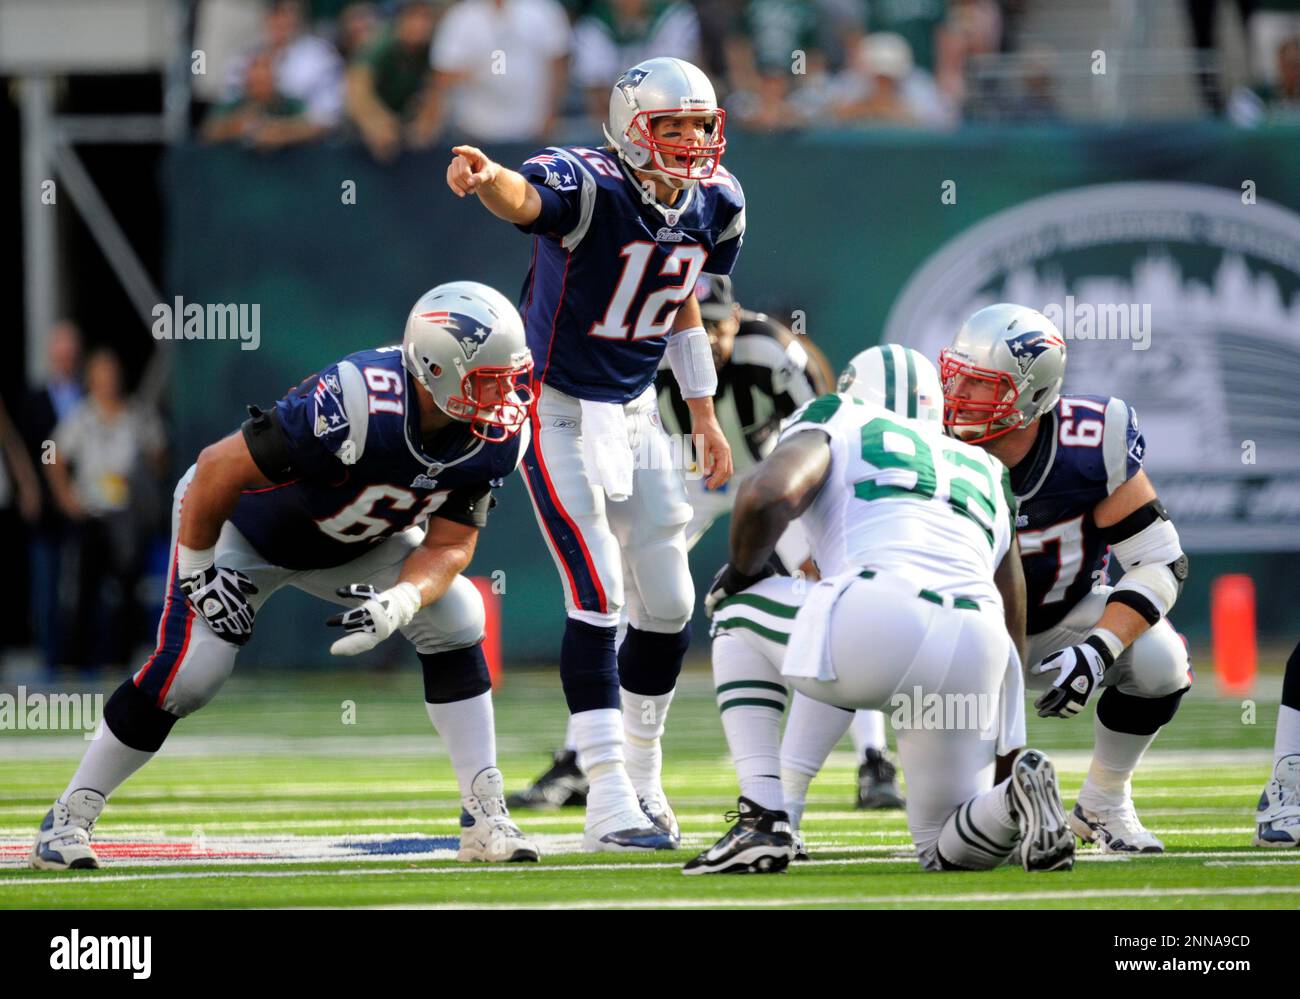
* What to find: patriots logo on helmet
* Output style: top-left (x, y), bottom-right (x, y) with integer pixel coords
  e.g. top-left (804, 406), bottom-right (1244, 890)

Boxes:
top-left (617, 67), bottom-right (649, 103)
top-left (1005, 329), bottom-right (1065, 375)
top-left (418, 310), bottom-right (493, 361)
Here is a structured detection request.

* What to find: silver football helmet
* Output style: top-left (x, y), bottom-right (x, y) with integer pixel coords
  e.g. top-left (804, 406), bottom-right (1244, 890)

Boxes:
top-left (939, 303), bottom-right (1066, 443)
top-left (401, 281), bottom-right (534, 442)
top-left (602, 57), bottom-right (726, 190)
top-left (838, 344), bottom-right (943, 423)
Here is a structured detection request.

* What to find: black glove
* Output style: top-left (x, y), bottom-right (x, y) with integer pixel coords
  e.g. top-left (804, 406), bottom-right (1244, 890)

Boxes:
top-left (703, 562), bottom-right (776, 618)
top-left (1031, 635), bottom-right (1116, 718)
top-left (179, 566), bottom-right (258, 646)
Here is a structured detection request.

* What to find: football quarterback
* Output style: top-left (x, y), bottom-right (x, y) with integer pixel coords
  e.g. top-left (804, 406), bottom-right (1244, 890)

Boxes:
top-left (448, 57), bottom-right (742, 851)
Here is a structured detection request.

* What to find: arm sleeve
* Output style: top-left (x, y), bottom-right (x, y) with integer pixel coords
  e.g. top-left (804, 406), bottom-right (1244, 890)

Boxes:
top-left (432, 481), bottom-right (496, 528)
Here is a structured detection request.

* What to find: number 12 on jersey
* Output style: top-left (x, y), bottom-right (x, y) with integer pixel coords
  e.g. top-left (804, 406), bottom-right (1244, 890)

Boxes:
top-left (589, 244), bottom-right (708, 341)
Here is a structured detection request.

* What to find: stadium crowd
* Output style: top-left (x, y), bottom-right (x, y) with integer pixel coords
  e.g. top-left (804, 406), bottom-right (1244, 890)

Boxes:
top-left (193, 0), bottom-right (1036, 153)
top-left (192, 0), bottom-right (1300, 155)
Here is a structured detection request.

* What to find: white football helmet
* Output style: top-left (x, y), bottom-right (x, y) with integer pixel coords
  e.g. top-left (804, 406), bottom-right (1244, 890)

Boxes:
top-left (602, 57), bottom-right (726, 190)
top-left (401, 281), bottom-right (534, 442)
top-left (837, 344), bottom-right (943, 423)
top-left (940, 303), bottom-right (1066, 443)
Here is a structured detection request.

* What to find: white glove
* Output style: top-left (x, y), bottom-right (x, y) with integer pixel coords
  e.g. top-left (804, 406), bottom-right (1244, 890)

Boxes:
top-left (1031, 635), bottom-right (1116, 718)
top-left (326, 582), bottom-right (422, 656)
top-left (179, 565), bottom-right (258, 646)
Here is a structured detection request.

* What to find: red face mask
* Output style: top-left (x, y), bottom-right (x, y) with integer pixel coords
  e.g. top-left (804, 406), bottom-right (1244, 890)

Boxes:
top-left (445, 360), bottom-right (536, 442)
top-left (939, 349), bottom-right (1024, 444)
top-left (628, 109), bottom-right (727, 182)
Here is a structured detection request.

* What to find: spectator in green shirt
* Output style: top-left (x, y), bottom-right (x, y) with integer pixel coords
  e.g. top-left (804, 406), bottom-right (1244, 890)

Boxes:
top-left (346, 0), bottom-right (443, 161)
top-left (202, 49), bottom-right (330, 149)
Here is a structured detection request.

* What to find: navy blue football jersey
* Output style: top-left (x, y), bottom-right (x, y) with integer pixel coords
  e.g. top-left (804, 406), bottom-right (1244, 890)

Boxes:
top-left (1010, 394), bottom-right (1146, 634)
top-left (515, 145), bottom-right (745, 403)
top-left (229, 347), bottom-right (527, 570)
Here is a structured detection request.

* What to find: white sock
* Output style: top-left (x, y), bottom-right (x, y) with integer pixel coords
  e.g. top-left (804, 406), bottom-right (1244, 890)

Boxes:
top-left (1078, 715), bottom-right (1159, 811)
top-left (934, 781), bottom-right (1019, 870)
top-left (425, 692), bottom-right (496, 800)
top-left (621, 687), bottom-right (674, 795)
top-left (570, 708), bottom-right (641, 818)
top-left (850, 710), bottom-right (887, 761)
top-left (714, 634), bottom-right (787, 813)
top-left (780, 691), bottom-right (854, 824)
top-left (1275, 705), bottom-right (1300, 766)
top-left (61, 721), bottom-right (156, 802)
top-left (563, 714), bottom-right (578, 753)
top-left (780, 767), bottom-right (811, 829)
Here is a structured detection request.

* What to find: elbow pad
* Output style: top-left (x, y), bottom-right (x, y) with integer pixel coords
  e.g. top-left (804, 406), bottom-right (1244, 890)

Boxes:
top-left (666, 325), bottom-right (717, 399)
top-left (1104, 500), bottom-right (1188, 625)
top-left (241, 405), bottom-right (298, 483)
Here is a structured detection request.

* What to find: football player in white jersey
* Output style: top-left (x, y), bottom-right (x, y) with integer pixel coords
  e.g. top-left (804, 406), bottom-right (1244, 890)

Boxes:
top-left (685, 346), bottom-right (1074, 874)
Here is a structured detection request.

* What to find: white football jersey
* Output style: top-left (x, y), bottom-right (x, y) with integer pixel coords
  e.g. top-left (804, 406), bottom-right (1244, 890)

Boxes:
top-left (779, 393), bottom-right (1015, 604)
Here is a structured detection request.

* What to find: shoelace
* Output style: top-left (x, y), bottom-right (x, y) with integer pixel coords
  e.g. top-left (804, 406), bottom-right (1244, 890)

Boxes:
top-left (1277, 781), bottom-right (1300, 809)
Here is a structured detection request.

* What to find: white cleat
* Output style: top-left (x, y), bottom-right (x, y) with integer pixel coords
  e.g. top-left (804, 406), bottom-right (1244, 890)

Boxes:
top-left (1069, 799), bottom-right (1164, 854)
top-left (457, 768), bottom-right (540, 863)
top-left (582, 778), bottom-right (675, 852)
top-left (637, 786), bottom-right (681, 848)
top-left (1254, 754), bottom-right (1300, 848)
top-left (30, 788), bottom-right (105, 871)
top-left (1007, 749), bottom-right (1074, 872)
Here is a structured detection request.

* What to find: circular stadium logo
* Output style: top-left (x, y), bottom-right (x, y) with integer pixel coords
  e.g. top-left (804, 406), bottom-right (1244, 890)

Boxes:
top-left (882, 182), bottom-right (1300, 549)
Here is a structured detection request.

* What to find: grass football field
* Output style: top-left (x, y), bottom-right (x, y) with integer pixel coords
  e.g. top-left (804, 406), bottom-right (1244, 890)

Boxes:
top-left (2, 659), bottom-right (1297, 909)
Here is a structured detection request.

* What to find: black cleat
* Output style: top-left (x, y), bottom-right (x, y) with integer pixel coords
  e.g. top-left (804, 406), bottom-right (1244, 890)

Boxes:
top-left (683, 797), bottom-right (794, 875)
top-left (857, 748), bottom-right (906, 810)
top-left (506, 749), bottom-right (588, 810)
top-left (1007, 749), bottom-right (1075, 872)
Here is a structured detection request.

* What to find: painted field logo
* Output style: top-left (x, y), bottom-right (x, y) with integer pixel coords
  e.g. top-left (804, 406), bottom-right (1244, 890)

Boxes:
top-left (152, 296), bottom-right (260, 350)
top-left (50, 930), bottom-right (151, 979)
top-left (0, 686), bottom-right (103, 740)
top-left (882, 181), bottom-right (1300, 551)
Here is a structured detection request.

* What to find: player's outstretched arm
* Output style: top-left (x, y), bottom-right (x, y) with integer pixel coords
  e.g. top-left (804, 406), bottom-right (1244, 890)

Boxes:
top-left (446, 145), bottom-right (542, 226)
top-left (729, 430), bottom-right (831, 576)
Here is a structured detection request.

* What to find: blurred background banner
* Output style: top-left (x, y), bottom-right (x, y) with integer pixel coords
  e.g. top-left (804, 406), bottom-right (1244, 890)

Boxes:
top-left (161, 123), bottom-right (1300, 663)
